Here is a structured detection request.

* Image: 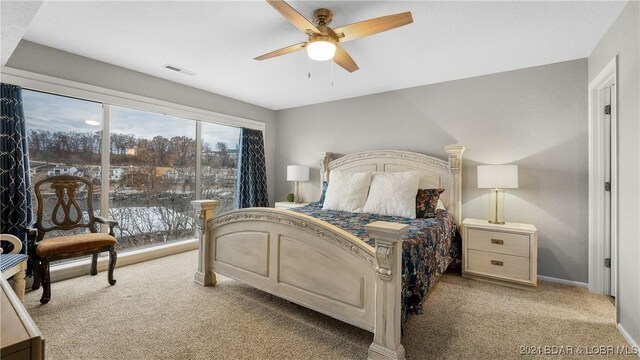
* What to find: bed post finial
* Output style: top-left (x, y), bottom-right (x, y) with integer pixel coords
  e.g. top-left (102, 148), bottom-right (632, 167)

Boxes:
top-left (318, 152), bottom-right (333, 200)
top-left (444, 145), bottom-right (465, 225)
top-left (365, 221), bottom-right (409, 360)
top-left (317, 152), bottom-right (332, 183)
top-left (191, 200), bottom-right (219, 286)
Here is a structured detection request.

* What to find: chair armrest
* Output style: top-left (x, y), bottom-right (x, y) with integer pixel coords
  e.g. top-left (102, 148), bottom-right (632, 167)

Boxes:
top-left (95, 216), bottom-right (119, 236)
top-left (21, 226), bottom-right (39, 259)
top-left (0, 234), bottom-right (22, 254)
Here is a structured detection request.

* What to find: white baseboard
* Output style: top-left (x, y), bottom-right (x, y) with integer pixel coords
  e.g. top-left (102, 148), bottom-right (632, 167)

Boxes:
top-left (537, 275), bottom-right (588, 288)
top-left (617, 323), bottom-right (640, 357)
top-left (49, 239), bottom-right (198, 283)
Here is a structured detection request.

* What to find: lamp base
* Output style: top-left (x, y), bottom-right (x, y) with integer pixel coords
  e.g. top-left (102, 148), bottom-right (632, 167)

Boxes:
top-left (293, 181), bottom-right (302, 204)
top-left (487, 188), bottom-right (506, 225)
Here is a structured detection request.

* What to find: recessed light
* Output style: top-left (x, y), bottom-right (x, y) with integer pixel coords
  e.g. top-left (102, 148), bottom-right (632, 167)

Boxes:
top-left (85, 120), bottom-right (100, 126)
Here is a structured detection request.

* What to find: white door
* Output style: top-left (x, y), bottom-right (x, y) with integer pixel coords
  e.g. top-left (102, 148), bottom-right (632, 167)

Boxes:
top-left (588, 57), bottom-right (617, 297)
top-left (603, 84), bottom-right (616, 297)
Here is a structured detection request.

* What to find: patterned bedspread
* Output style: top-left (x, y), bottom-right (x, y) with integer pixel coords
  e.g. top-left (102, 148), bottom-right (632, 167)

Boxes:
top-left (290, 204), bottom-right (461, 322)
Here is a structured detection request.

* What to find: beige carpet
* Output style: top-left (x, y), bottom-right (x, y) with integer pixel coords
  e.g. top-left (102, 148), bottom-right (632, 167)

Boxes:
top-left (23, 250), bottom-right (631, 359)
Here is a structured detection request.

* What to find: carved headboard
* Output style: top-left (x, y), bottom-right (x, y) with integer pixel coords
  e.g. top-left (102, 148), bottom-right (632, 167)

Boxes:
top-left (319, 145), bottom-right (465, 224)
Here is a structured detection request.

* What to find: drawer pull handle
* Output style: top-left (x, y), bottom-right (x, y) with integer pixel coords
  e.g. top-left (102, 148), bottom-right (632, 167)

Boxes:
top-left (491, 239), bottom-right (504, 245)
top-left (491, 260), bottom-right (504, 266)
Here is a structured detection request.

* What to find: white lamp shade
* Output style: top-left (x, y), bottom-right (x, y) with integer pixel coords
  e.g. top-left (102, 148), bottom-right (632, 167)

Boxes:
top-left (287, 165), bottom-right (309, 182)
top-left (477, 165), bottom-right (518, 189)
top-left (307, 40), bottom-right (336, 61)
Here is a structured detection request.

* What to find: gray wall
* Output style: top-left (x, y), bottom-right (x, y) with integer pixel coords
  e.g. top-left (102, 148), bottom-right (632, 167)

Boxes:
top-left (6, 41), bottom-right (277, 205)
top-left (276, 59), bottom-right (588, 283)
top-left (589, 1), bottom-right (640, 346)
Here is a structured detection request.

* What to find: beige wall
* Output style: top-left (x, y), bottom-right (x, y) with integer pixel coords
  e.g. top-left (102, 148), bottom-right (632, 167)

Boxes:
top-left (276, 59), bottom-right (589, 283)
top-left (588, 0), bottom-right (640, 347)
top-left (6, 40), bottom-right (277, 205)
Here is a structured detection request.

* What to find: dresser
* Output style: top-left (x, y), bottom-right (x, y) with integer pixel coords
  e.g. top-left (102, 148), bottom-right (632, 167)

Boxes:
top-left (461, 218), bottom-right (537, 288)
top-left (274, 202), bottom-right (309, 210)
top-left (1, 275), bottom-right (44, 359)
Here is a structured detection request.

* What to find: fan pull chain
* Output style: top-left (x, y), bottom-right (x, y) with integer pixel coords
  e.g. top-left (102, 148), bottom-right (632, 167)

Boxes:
top-left (307, 56), bottom-right (311, 79)
top-left (330, 61), bottom-right (334, 86)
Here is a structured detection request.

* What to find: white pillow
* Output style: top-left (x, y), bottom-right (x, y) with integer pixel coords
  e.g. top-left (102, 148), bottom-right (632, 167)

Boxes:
top-left (437, 199), bottom-right (446, 211)
top-left (363, 172), bottom-right (421, 218)
top-left (322, 171), bottom-right (373, 212)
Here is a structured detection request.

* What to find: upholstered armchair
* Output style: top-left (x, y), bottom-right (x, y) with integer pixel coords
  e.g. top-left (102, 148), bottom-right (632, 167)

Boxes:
top-left (29, 175), bottom-right (118, 304)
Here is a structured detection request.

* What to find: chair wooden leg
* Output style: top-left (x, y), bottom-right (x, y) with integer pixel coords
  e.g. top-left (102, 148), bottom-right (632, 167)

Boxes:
top-left (108, 248), bottom-right (117, 286)
top-left (40, 260), bottom-right (51, 304)
top-left (31, 259), bottom-right (41, 291)
top-left (12, 267), bottom-right (27, 302)
top-left (90, 253), bottom-right (98, 276)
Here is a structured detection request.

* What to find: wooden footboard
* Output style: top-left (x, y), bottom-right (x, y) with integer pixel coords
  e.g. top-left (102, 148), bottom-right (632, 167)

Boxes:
top-left (191, 201), bottom-right (407, 360)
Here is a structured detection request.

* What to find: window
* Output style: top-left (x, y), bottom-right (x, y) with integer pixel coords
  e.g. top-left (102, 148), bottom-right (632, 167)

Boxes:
top-left (23, 90), bottom-right (103, 238)
top-left (201, 122), bottom-right (240, 214)
top-left (110, 106), bottom-right (197, 250)
top-left (21, 89), bottom-right (243, 257)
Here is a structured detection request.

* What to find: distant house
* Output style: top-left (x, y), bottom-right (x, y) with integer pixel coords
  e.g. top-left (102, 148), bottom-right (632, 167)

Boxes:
top-left (48, 166), bottom-right (79, 176)
top-left (95, 166), bottom-right (125, 181)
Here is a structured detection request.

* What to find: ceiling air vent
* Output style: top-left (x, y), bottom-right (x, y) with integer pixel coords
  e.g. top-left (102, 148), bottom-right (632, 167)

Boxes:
top-left (163, 64), bottom-right (196, 76)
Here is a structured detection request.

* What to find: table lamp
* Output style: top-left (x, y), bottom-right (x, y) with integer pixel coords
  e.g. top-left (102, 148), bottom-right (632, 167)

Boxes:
top-left (477, 165), bottom-right (518, 224)
top-left (286, 165), bottom-right (309, 203)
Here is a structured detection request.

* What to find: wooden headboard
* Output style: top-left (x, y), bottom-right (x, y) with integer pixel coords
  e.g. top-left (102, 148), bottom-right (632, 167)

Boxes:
top-left (318, 145), bottom-right (465, 224)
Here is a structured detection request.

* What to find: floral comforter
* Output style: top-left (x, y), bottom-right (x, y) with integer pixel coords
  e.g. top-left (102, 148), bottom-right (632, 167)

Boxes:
top-left (290, 204), bottom-right (461, 322)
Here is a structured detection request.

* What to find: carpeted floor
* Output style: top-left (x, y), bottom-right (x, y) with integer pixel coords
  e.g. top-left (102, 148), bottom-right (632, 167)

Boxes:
top-left (23, 250), bottom-right (632, 359)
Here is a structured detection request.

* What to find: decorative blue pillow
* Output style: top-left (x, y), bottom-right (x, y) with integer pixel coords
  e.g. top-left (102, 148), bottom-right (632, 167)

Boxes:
top-left (310, 181), bottom-right (328, 207)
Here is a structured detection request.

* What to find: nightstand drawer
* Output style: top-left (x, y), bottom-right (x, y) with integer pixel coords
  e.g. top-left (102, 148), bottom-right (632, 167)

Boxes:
top-left (467, 249), bottom-right (530, 281)
top-left (467, 229), bottom-right (530, 257)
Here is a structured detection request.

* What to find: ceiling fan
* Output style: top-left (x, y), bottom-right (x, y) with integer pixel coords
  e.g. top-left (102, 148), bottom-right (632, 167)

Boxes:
top-left (255, 0), bottom-right (413, 73)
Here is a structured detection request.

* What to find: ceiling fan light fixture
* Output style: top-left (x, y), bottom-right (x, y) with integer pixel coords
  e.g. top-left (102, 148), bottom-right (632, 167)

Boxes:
top-left (255, 1), bottom-right (413, 72)
top-left (307, 36), bottom-right (336, 61)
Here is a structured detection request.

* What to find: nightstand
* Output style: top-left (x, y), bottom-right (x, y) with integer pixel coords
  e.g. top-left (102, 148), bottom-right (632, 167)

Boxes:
top-left (461, 218), bottom-right (538, 288)
top-left (275, 201), bottom-right (309, 210)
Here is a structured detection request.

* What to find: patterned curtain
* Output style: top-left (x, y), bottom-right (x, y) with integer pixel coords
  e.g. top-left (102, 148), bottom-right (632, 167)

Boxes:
top-left (0, 83), bottom-right (33, 254)
top-left (236, 128), bottom-right (269, 208)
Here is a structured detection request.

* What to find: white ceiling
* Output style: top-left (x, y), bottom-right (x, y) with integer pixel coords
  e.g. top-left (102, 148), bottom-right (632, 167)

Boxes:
top-left (0, 0), bottom-right (42, 65)
top-left (16, 1), bottom-right (627, 110)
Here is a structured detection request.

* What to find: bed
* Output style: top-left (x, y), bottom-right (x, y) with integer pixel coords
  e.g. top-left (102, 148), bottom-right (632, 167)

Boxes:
top-left (289, 202), bottom-right (461, 324)
top-left (191, 145), bottom-right (465, 360)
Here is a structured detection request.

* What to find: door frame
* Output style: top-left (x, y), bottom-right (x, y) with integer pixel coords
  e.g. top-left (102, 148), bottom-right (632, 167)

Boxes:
top-left (588, 56), bottom-right (618, 297)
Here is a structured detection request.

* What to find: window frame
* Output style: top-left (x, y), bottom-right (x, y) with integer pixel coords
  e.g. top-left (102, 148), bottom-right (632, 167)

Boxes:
top-left (3, 66), bottom-right (265, 282)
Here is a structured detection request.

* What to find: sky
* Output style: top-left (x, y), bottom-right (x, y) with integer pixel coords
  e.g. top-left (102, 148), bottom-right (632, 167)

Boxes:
top-left (22, 89), bottom-right (241, 149)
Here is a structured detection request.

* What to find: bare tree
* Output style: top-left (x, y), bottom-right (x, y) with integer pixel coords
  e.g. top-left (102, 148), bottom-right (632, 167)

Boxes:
top-left (29, 129), bottom-right (237, 251)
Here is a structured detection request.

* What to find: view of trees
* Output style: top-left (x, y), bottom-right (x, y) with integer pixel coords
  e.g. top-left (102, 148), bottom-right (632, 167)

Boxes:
top-left (29, 129), bottom-right (102, 164)
top-left (29, 129), bottom-right (235, 169)
top-left (28, 128), bottom-right (238, 251)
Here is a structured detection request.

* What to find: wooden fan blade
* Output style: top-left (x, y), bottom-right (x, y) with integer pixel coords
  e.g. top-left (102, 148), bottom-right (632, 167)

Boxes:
top-left (333, 44), bottom-right (359, 73)
top-left (255, 42), bottom-right (307, 61)
top-left (333, 12), bottom-right (413, 43)
top-left (266, 0), bottom-right (320, 35)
